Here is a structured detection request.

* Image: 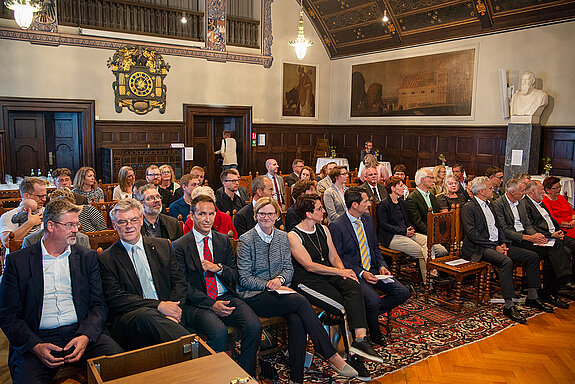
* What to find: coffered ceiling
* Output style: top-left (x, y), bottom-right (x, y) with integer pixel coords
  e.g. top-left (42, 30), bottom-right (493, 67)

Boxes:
top-left (300, 0), bottom-right (575, 58)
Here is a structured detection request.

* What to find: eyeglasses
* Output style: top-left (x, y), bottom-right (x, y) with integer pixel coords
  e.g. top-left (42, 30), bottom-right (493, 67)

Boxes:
top-left (147, 173), bottom-right (161, 177)
top-left (30, 193), bottom-right (47, 199)
top-left (256, 212), bottom-right (278, 218)
top-left (52, 221), bottom-right (81, 230)
top-left (550, 185), bottom-right (561, 190)
top-left (314, 206), bottom-right (324, 212)
top-left (114, 217), bottom-right (141, 226)
top-left (224, 179), bottom-right (240, 183)
top-left (144, 195), bottom-right (162, 201)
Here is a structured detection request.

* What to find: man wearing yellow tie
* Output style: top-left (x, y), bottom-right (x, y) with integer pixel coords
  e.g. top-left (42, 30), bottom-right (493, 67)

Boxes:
top-left (329, 187), bottom-right (410, 347)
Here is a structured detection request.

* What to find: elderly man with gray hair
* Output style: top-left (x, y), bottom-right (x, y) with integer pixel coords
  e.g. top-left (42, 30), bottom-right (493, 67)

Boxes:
top-left (98, 198), bottom-right (190, 350)
top-left (134, 184), bottom-right (182, 241)
top-left (461, 177), bottom-right (549, 324)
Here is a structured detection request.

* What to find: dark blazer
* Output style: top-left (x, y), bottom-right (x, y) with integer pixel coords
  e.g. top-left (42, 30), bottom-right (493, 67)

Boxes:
top-left (361, 182), bottom-right (388, 203)
top-left (406, 188), bottom-right (441, 234)
top-left (524, 196), bottom-right (561, 237)
top-left (460, 198), bottom-right (506, 262)
top-left (215, 187), bottom-right (247, 214)
top-left (377, 197), bottom-right (411, 247)
top-left (74, 192), bottom-right (89, 205)
top-left (285, 172), bottom-right (299, 187)
top-left (456, 181), bottom-right (470, 201)
top-left (329, 213), bottom-right (388, 276)
top-left (98, 236), bottom-right (187, 321)
top-left (216, 186), bottom-right (250, 204)
top-left (158, 187), bottom-right (172, 211)
top-left (140, 213), bottom-right (183, 242)
top-left (234, 201), bottom-right (283, 237)
top-left (0, 244), bottom-right (107, 356)
top-left (491, 195), bottom-right (536, 244)
top-left (172, 230), bottom-right (238, 309)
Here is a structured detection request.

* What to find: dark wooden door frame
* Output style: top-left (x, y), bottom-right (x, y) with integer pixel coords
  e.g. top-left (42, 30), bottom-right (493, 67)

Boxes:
top-left (0, 97), bottom-right (95, 180)
top-left (183, 104), bottom-right (252, 173)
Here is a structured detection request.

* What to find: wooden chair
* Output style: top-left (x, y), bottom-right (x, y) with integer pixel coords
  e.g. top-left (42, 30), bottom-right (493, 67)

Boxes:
top-left (239, 172), bottom-right (253, 197)
top-left (424, 205), bottom-right (490, 311)
top-left (0, 198), bottom-right (22, 216)
top-left (92, 200), bottom-right (118, 229)
top-left (284, 182), bottom-right (292, 209)
top-left (85, 229), bottom-right (119, 251)
top-left (99, 182), bottom-right (118, 202)
top-left (177, 214), bottom-right (185, 234)
top-left (8, 232), bottom-right (23, 253)
top-left (228, 231), bottom-right (239, 255)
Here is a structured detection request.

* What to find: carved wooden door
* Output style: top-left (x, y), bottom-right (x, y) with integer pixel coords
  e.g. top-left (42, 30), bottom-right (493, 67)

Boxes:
top-left (8, 111), bottom-right (46, 177)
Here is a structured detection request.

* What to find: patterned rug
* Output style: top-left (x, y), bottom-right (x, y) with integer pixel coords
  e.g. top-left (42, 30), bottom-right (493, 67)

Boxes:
top-left (257, 290), bottom-right (541, 383)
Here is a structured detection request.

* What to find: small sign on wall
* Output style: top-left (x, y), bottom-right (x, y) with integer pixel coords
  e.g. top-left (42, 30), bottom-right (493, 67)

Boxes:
top-left (258, 134), bottom-right (266, 146)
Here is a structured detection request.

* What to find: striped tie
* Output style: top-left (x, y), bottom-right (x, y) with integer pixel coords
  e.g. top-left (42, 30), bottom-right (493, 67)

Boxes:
top-left (355, 219), bottom-right (370, 271)
top-left (203, 237), bottom-right (218, 299)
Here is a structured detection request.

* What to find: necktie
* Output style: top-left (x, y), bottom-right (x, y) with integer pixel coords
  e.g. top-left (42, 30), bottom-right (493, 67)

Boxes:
top-left (131, 246), bottom-right (157, 299)
top-left (372, 186), bottom-right (380, 201)
top-left (203, 237), bottom-right (218, 299)
top-left (354, 219), bottom-right (370, 271)
top-left (272, 176), bottom-right (283, 205)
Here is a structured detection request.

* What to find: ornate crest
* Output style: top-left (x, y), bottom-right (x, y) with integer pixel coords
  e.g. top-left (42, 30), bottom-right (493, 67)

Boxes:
top-left (107, 46), bottom-right (170, 114)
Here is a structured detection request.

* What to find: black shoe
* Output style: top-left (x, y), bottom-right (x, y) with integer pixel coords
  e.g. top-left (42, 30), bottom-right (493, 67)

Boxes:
top-left (503, 306), bottom-right (527, 324)
top-left (525, 298), bottom-right (554, 313)
top-left (370, 334), bottom-right (387, 348)
top-left (350, 339), bottom-right (383, 363)
top-left (541, 294), bottom-right (569, 309)
top-left (559, 281), bottom-right (575, 291)
top-left (557, 289), bottom-right (575, 300)
top-left (346, 355), bottom-right (372, 382)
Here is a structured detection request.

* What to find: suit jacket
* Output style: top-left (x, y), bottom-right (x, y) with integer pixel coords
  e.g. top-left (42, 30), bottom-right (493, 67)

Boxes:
top-left (158, 187), bottom-right (172, 212)
top-left (329, 213), bottom-right (388, 277)
top-left (456, 181), bottom-right (470, 201)
top-left (491, 195), bottom-right (536, 244)
top-left (377, 197), bottom-right (411, 247)
top-left (0, 244), bottom-right (107, 355)
top-left (22, 230), bottom-right (91, 249)
top-left (140, 213), bottom-right (183, 242)
top-left (316, 176), bottom-right (332, 194)
top-left (74, 192), bottom-right (89, 205)
top-left (172, 230), bottom-right (238, 310)
top-left (285, 172), bottom-right (299, 187)
top-left (234, 201), bottom-right (283, 237)
top-left (215, 186), bottom-right (250, 205)
top-left (524, 196), bottom-right (561, 237)
top-left (460, 198), bottom-right (506, 262)
top-left (323, 185), bottom-right (347, 223)
top-left (361, 182), bottom-right (388, 203)
top-left (406, 188), bottom-right (441, 234)
top-left (98, 236), bottom-right (187, 322)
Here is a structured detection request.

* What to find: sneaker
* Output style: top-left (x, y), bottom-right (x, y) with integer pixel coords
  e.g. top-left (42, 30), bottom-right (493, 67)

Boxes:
top-left (347, 355), bottom-right (372, 382)
top-left (329, 361), bottom-right (358, 378)
top-left (350, 339), bottom-right (383, 363)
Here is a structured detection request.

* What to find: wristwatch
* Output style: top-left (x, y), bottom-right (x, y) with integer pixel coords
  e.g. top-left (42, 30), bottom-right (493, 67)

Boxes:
top-left (277, 275), bottom-right (285, 284)
top-left (216, 263), bottom-right (223, 275)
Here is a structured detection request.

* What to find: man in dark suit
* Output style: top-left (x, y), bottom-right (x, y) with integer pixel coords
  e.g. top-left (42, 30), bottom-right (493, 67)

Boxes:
top-left (98, 198), bottom-right (190, 350)
top-left (462, 177), bottom-right (552, 323)
top-left (145, 165), bottom-right (172, 210)
top-left (361, 166), bottom-right (388, 203)
top-left (406, 168), bottom-right (447, 257)
top-left (329, 187), bottom-right (410, 346)
top-left (285, 158), bottom-right (304, 187)
top-left (452, 164), bottom-right (470, 200)
top-left (234, 176), bottom-right (283, 237)
top-left (53, 168), bottom-right (89, 205)
top-left (135, 184), bottom-right (182, 241)
top-left (215, 169), bottom-right (247, 215)
top-left (0, 198), bottom-right (123, 383)
top-left (172, 195), bottom-right (261, 377)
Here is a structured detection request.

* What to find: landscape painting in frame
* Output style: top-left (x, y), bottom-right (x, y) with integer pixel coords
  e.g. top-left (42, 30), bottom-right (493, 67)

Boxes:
top-left (282, 63), bottom-right (317, 118)
top-left (351, 49), bottom-right (475, 117)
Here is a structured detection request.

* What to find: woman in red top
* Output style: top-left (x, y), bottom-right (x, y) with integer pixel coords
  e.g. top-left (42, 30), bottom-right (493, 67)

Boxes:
top-left (542, 176), bottom-right (575, 238)
top-left (182, 186), bottom-right (238, 239)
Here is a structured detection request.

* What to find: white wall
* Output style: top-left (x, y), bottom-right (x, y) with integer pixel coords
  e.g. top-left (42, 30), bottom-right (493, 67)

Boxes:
top-left (329, 20), bottom-right (575, 126)
top-left (0, 0), bottom-right (332, 124)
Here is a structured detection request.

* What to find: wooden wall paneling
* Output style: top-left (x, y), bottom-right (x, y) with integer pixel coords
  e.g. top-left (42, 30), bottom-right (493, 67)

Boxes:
top-left (542, 127), bottom-right (575, 178)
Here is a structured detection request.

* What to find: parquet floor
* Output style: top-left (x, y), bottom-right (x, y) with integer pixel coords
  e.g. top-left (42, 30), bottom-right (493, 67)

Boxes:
top-left (0, 305), bottom-right (573, 383)
top-left (373, 304), bottom-right (575, 384)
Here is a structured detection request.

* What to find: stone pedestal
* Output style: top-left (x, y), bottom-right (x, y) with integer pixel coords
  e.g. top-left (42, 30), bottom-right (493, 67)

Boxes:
top-left (504, 123), bottom-right (541, 181)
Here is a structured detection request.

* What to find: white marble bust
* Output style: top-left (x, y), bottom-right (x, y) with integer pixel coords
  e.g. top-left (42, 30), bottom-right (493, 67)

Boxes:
top-left (510, 71), bottom-right (548, 124)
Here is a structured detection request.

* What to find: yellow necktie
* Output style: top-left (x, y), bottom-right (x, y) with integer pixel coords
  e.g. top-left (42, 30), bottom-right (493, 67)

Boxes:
top-left (355, 219), bottom-right (370, 270)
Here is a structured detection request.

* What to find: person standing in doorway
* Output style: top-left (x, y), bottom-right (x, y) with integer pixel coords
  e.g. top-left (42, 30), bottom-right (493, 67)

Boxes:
top-left (214, 130), bottom-right (238, 171)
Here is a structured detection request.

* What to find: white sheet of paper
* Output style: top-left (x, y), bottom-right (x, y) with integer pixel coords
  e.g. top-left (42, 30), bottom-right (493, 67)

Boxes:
top-left (511, 150), bottom-right (523, 166)
top-left (445, 259), bottom-right (469, 266)
top-left (534, 238), bottom-right (556, 247)
top-left (375, 275), bottom-right (395, 283)
top-left (270, 289), bottom-right (296, 294)
top-left (184, 147), bottom-right (194, 161)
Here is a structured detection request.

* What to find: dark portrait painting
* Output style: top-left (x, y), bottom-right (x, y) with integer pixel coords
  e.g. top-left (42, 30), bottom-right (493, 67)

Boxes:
top-left (283, 63), bottom-right (317, 118)
top-left (351, 49), bottom-right (475, 117)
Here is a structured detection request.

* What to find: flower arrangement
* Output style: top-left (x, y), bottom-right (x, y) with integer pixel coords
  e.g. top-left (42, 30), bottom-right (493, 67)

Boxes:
top-left (329, 145), bottom-right (336, 158)
top-left (438, 153), bottom-right (447, 166)
top-left (543, 157), bottom-right (552, 176)
top-left (374, 149), bottom-right (380, 160)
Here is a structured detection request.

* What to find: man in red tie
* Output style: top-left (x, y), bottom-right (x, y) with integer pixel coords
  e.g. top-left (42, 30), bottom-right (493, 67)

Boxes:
top-left (172, 195), bottom-right (261, 377)
top-left (265, 158), bottom-right (285, 207)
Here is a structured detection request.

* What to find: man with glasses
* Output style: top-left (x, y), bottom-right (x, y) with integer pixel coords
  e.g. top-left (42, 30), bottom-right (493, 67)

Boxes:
top-left (145, 165), bottom-right (171, 209)
top-left (135, 184), bottom-right (182, 242)
top-left (168, 174), bottom-right (201, 221)
top-left (216, 169), bottom-right (247, 215)
top-left (0, 198), bottom-right (123, 383)
top-left (234, 176), bottom-right (283, 237)
top-left (98, 198), bottom-right (191, 350)
top-left (0, 177), bottom-right (47, 250)
top-left (285, 159), bottom-right (305, 187)
top-left (486, 166), bottom-right (505, 201)
top-left (53, 168), bottom-right (88, 205)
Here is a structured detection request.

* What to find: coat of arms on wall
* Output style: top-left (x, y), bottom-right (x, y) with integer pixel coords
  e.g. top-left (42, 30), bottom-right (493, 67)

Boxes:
top-left (107, 46), bottom-right (170, 115)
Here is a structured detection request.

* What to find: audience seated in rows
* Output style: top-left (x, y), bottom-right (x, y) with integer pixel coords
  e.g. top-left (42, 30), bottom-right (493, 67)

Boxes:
top-left (53, 168), bottom-right (89, 205)
top-left (145, 165), bottom-right (172, 209)
top-left (72, 166), bottom-right (104, 204)
top-left (234, 176), bottom-right (283, 237)
top-left (168, 174), bottom-right (201, 221)
top-left (359, 154), bottom-right (389, 183)
top-left (50, 188), bottom-right (107, 232)
top-left (215, 169), bottom-right (248, 215)
top-left (113, 166), bottom-right (135, 201)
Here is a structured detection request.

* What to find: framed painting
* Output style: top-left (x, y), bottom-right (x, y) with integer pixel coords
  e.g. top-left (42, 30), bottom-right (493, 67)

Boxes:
top-left (350, 49), bottom-right (475, 117)
top-left (282, 62), bottom-right (318, 119)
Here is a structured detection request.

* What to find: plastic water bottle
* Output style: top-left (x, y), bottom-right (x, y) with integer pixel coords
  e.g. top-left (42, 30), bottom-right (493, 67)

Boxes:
top-left (37, 169), bottom-right (42, 177)
top-left (47, 170), bottom-right (53, 184)
top-left (30, 169), bottom-right (35, 177)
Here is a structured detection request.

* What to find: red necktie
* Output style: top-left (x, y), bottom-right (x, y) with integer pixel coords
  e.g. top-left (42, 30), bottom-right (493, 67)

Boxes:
top-left (203, 237), bottom-right (218, 299)
top-left (273, 175), bottom-right (283, 205)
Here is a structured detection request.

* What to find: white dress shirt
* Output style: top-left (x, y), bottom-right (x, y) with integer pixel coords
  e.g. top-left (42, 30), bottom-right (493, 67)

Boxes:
top-left (527, 196), bottom-right (556, 233)
top-left (120, 237), bottom-right (159, 300)
top-left (39, 240), bottom-right (78, 329)
top-left (475, 197), bottom-right (499, 242)
top-left (192, 228), bottom-right (226, 296)
top-left (505, 195), bottom-right (525, 232)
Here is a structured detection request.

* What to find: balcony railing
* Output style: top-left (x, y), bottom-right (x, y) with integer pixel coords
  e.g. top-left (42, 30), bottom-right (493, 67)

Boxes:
top-left (227, 15), bottom-right (259, 48)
